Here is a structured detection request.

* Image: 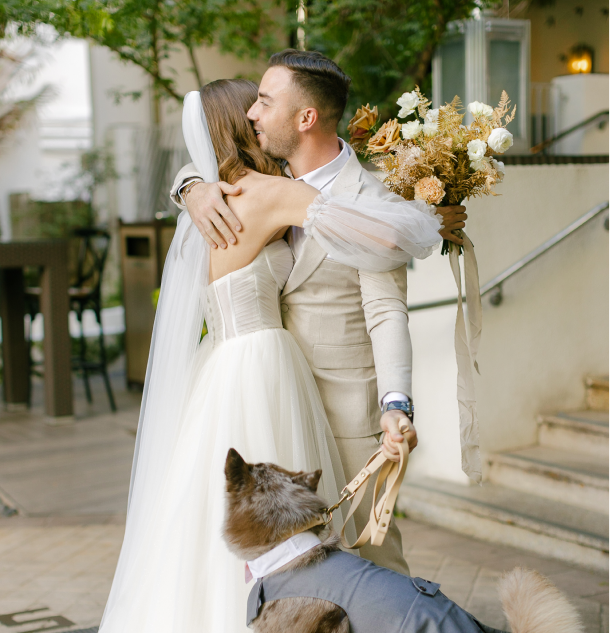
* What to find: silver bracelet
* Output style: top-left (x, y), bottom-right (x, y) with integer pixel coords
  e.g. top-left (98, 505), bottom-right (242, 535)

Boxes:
top-left (180, 178), bottom-right (204, 204)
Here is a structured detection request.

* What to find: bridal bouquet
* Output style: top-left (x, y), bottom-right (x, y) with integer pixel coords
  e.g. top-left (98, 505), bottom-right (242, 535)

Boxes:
top-left (347, 90), bottom-right (516, 483)
top-left (347, 89), bottom-right (516, 255)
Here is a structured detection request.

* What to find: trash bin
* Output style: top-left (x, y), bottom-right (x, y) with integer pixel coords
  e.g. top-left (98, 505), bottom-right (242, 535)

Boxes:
top-left (119, 220), bottom-right (176, 387)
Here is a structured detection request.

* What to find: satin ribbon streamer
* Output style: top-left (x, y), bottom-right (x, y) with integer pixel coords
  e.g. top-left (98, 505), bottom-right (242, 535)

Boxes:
top-left (448, 232), bottom-right (482, 483)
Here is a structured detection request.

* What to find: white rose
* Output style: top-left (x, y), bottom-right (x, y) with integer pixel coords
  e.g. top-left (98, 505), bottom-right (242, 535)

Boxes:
top-left (425, 108), bottom-right (439, 123)
top-left (487, 127), bottom-right (513, 153)
top-left (401, 121), bottom-right (422, 139)
top-left (470, 157), bottom-right (490, 172)
top-left (468, 101), bottom-right (494, 119)
top-left (491, 158), bottom-right (505, 180)
top-left (422, 109), bottom-right (439, 136)
top-left (423, 121), bottom-right (438, 137)
top-left (467, 139), bottom-right (487, 161)
top-left (396, 91), bottom-right (419, 118)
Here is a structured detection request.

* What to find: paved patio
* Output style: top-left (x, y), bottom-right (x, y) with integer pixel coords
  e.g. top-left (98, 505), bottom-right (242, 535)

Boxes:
top-left (0, 361), bottom-right (608, 632)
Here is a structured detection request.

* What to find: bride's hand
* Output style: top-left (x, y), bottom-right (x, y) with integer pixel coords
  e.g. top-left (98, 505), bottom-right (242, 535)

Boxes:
top-left (186, 181), bottom-right (243, 249)
top-left (380, 411), bottom-right (417, 462)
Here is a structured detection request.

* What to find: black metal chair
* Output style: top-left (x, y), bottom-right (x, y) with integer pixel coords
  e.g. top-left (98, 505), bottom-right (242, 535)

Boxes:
top-left (26, 227), bottom-right (116, 411)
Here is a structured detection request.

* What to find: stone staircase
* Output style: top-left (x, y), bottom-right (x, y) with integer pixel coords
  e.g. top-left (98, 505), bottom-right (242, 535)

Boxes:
top-left (398, 376), bottom-right (609, 572)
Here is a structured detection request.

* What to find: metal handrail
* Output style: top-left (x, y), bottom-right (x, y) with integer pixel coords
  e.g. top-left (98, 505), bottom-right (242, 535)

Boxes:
top-left (530, 109), bottom-right (609, 154)
top-left (408, 201), bottom-right (609, 312)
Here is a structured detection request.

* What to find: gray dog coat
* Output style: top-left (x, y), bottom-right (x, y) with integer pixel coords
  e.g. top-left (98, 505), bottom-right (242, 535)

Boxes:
top-left (247, 550), bottom-right (508, 632)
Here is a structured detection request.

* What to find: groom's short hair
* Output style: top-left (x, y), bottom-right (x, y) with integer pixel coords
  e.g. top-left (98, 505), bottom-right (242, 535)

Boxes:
top-left (268, 49), bottom-right (351, 131)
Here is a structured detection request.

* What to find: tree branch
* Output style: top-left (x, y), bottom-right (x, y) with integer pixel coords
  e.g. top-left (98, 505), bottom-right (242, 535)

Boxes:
top-left (187, 45), bottom-right (203, 87)
top-left (100, 43), bottom-right (182, 103)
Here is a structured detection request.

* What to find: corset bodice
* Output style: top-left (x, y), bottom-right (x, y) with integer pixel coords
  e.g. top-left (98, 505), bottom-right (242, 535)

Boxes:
top-left (206, 240), bottom-right (294, 346)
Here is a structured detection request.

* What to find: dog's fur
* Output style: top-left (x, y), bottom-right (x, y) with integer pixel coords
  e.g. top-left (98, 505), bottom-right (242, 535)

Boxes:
top-left (223, 449), bottom-right (583, 633)
top-left (498, 567), bottom-right (584, 633)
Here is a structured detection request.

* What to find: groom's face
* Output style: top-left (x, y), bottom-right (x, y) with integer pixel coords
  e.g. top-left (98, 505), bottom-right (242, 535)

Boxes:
top-left (247, 67), bottom-right (301, 160)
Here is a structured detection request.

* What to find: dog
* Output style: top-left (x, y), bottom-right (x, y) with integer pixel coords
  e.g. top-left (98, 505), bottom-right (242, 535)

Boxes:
top-left (223, 448), bottom-right (584, 633)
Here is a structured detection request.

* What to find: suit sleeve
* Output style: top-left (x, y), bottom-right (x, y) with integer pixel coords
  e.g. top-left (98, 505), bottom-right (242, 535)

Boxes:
top-left (359, 265), bottom-right (412, 402)
top-left (169, 162), bottom-right (203, 210)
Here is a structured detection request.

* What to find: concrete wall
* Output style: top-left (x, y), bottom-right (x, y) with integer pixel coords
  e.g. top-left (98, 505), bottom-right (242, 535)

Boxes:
top-left (406, 163), bottom-right (609, 484)
top-left (552, 74), bottom-right (609, 154)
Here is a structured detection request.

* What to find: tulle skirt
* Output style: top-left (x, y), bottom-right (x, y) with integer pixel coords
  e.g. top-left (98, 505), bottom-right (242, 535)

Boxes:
top-left (99, 327), bottom-right (347, 632)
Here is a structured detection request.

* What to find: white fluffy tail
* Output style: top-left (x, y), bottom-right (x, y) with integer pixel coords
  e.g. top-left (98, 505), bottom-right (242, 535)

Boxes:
top-left (498, 568), bottom-right (584, 633)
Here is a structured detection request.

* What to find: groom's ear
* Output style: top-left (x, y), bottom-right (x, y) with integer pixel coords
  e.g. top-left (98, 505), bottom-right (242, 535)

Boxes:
top-left (297, 107), bottom-right (319, 133)
top-left (225, 449), bottom-right (251, 491)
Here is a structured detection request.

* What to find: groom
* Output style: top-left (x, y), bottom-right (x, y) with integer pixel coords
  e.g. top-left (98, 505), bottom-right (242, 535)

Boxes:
top-left (171, 49), bottom-right (467, 575)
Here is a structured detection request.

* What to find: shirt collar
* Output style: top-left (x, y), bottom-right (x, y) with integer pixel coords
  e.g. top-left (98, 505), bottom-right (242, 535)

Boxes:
top-left (285, 138), bottom-right (351, 190)
top-left (245, 532), bottom-right (321, 583)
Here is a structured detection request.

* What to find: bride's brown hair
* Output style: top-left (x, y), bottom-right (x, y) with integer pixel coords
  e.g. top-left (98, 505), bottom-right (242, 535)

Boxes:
top-left (200, 79), bottom-right (282, 184)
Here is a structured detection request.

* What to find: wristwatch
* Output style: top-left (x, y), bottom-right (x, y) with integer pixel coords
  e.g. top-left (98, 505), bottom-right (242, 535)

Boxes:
top-left (382, 399), bottom-right (414, 423)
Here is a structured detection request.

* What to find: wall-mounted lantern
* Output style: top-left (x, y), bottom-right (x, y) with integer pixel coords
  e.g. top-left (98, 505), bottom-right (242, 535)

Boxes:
top-left (566, 45), bottom-right (594, 74)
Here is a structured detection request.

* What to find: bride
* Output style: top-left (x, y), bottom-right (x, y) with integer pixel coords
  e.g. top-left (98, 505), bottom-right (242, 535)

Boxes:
top-left (99, 79), bottom-right (443, 632)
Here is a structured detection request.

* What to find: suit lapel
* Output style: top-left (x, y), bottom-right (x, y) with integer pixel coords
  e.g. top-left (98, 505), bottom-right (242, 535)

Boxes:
top-left (282, 237), bottom-right (326, 296)
top-left (330, 151), bottom-right (364, 196)
top-left (282, 151), bottom-right (365, 296)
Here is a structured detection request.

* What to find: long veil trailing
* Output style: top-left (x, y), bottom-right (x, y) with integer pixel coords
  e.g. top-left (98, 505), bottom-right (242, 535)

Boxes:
top-left (128, 91), bottom-right (216, 509)
top-left (100, 92), bottom-right (216, 624)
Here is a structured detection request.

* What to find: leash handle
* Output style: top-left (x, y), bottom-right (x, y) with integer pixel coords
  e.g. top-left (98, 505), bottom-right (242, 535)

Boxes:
top-left (335, 430), bottom-right (410, 549)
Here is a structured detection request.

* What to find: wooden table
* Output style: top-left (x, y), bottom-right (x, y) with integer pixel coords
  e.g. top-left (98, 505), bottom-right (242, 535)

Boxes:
top-left (0, 240), bottom-right (73, 419)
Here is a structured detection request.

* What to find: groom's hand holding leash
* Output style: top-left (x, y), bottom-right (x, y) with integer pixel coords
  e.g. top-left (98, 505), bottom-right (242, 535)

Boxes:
top-left (380, 411), bottom-right (417, 463)
top-left (185, 181), bottom-right (242, 249)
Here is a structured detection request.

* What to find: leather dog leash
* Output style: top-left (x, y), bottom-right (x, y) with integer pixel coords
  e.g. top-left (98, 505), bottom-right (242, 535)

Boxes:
top-left (323, 427), bottom-right (410, 549)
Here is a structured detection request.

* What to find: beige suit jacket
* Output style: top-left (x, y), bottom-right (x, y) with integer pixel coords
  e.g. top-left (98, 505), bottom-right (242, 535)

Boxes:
top-left (170, 153), bottom-right (412, 439)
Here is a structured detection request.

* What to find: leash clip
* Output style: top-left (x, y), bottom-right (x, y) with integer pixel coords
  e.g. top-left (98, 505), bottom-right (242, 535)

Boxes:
top-left (323, 488), bottom-right (356, 524)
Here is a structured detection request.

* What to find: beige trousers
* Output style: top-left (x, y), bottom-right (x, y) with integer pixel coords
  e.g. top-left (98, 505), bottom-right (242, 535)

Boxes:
top-left (334, 434), bottom-right (410, 576)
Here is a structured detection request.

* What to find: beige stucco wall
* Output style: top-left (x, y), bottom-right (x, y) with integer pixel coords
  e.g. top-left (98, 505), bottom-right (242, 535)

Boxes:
top-left (523, 0), bottom-right (609, 82)
top-left (406, 163), bottom-right (609, 484)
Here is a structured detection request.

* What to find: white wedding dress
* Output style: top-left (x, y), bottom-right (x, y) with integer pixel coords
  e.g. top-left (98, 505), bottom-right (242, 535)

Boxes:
top-left (98, 91), bottom-right (444, 633)
top-left (100, 239), bottom-right (348, 632)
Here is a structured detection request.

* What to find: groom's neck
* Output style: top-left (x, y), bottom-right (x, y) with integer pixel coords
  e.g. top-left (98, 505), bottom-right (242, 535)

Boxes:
top-left (287, 133), bottom-right (342, 179)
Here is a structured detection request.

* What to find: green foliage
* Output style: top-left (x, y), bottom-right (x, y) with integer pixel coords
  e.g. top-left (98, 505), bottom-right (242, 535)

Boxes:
top-left (3, 0), bottom-right (280, 108)
top-left (300, 0), bottom-right (494, 127)
top-left (11, 198), bottom-right (93, 240)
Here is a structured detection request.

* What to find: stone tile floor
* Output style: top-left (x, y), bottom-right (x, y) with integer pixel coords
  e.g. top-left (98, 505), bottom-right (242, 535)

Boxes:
top-left (0, 516), bottom-right (607, 632)
top-left (0, 361), bottom-right (608, 632)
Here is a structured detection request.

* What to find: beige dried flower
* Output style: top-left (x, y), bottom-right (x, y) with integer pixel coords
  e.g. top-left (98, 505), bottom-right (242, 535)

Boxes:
top-left (348, 104), bottom-right (379, 148)
top-left (414, 176), bottom-right (446, 205)
top-left (367, 119), bottom-right (401, 153)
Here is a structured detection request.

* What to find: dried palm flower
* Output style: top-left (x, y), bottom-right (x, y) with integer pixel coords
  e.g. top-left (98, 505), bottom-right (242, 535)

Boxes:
top-left (347, 104), bottom-right (378, 149)
top-left (367, 119), bottom-right (401, 154)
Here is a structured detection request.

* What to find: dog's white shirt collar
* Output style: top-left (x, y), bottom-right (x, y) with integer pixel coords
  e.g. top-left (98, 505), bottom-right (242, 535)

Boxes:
top-left (246, 532), bottom-right (321, 583)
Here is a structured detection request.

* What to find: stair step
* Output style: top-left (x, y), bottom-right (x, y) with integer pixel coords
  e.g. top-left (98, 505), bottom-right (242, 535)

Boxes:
top-left (538, 410), bottom-right (608, 458)
top-left (488, 445), bottom-right (608, 514)
top-left (398, 477), bottom-right (609, 572)
top-left (586, 375), bottom-right (609, 411)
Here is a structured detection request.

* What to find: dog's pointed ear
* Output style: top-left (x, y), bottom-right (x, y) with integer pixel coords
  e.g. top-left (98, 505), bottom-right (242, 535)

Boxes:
top-left (225, 448), bottom-right (251, 490)
top-left (291, 469), bottom-right (322, 492)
